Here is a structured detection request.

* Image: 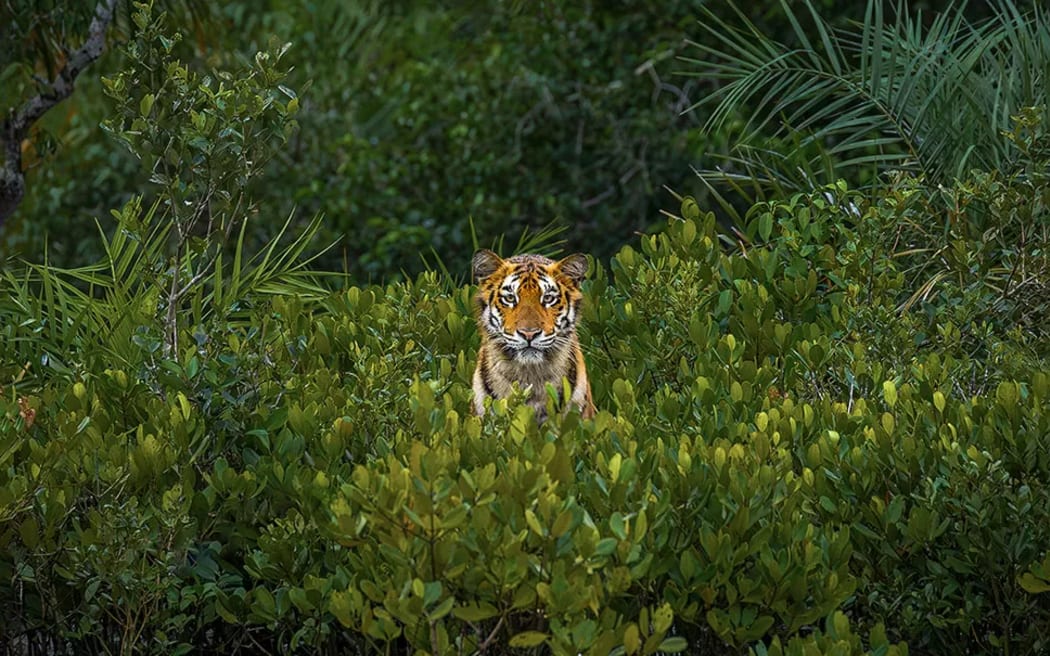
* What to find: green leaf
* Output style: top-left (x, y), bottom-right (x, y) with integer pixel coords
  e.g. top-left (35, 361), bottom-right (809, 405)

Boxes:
top-left (653, 603), bottom-right (673, 633)
top-left (681, 198), bottom-right (700, 222)
top-left (452, 602), bottom-right (499, 622)
top-left (551, 508), bottom-right (574, 538)
top-left (623, 623), bottom-right (641, 654)
top-left (427, 595), bottom-right (455, 621)
top-left (883, 380), bottom-right (898, 408)
top-left (682, 218), bottom-right (698, 244)
top-left (19, 516), bottom-right (39, 549)
top-left (933, 391), bottom-right (946, 413)
top-left (509, 631), bottom-right (548, 648)
top-left (254, 587), bottom-right (276, 618)
top-left (215, 597), bottom-right (238, 624)
top-left (657, 637), bottom-right (688, 652)
top-left (423, 581), bottom-right (442, 606)
top-left (997, 381), bottom-right (1018, 406)
top-left (511, 585), bottom-right (537, 610)
top-left (329, 590), bottom-right (355, 627)
top-left (84, 579), bottom-right (100, 603)
top-left (288, 587), bottom-right (312, 613)
top-left (758, 213), bottom-right (773, 241)
top-left (881, 412), bottom-right (895, 435)
top-left (1019, 573), bottom-right (1050, 594)
top-left (885, 497), bottom-right (904, 524)
top-left (525, 509), bottom-right (545, 536)
top-left (634, 508), bottom-right (648, 543)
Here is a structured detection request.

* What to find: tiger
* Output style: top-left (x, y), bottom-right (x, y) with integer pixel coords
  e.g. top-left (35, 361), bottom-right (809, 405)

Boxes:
top-left (471, 249), bottom-right (597, 421)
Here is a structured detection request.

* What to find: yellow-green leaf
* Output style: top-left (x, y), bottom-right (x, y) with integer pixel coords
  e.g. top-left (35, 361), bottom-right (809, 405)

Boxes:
top-left (653, 603), bottom-right (673, 633)
top-left (509, 631), bottom-right (548, 648)
top-left (1019, 573), bottom-right (1050, 594)
top-left (551, 508), bottom-right (573, 538)
top-left (525, 509), bottom-right (545, 536)
top-left (881, 412), bottom-right (895, 435)
top-left (623, 623), bottom-right (641, 654)
top-left (657, 637), bottom-right (688, 653)
top-left (329, 590), bottom-right (354, 627)
top-left (682, 219), bottom-right (697, 244)
top-left (883, 380), bottom-right (897, 408)
top-left (452, 602), bottom-right (499, 622)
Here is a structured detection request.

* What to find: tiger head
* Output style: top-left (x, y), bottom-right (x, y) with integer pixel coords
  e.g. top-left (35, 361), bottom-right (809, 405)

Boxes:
top-left (472, 249), bottom-right (589, 365)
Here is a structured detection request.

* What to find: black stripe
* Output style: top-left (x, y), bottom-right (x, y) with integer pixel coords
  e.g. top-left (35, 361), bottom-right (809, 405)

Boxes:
top-left (480, 353), bottom-right (496, 398)
top-left (562, 354), bottom-right (578, 403)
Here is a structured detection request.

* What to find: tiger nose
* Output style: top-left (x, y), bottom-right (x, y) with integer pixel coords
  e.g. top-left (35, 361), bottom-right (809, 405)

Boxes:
top-left (518, 329), bottom-right (541, 343)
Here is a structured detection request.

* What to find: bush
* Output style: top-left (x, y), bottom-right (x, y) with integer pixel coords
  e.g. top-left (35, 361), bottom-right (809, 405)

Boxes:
top-left (2, 154), bottom-right (1048, 652)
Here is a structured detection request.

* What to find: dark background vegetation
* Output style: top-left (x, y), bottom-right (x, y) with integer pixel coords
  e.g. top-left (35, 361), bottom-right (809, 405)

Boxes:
top-left (0, 0), bottom-right (1005, 280)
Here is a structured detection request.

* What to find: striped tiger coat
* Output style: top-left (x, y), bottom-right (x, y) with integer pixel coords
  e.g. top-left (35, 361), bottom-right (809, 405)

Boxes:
top-left (470, 249), bottom-right (596, 420)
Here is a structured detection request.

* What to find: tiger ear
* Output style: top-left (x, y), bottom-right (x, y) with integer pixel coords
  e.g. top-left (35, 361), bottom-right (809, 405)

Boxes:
top-left (472, 249), bottom-right (504, 283)
top-left (555, 253), bottom-right (589, 286)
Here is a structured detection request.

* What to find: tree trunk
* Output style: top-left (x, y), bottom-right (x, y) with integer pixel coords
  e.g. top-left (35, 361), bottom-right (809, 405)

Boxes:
top-left (0, 0), bottom-right (118, 228)
top-left (0, 153), bottom-right (26, 226)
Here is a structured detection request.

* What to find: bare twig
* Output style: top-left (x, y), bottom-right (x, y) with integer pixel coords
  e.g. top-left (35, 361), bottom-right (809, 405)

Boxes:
top-left (581, 185), bottom-right (616, 209)
top-left (477, 615), bottom-right (506, 652)
top-left (0, 0), bottom-right (118, 227)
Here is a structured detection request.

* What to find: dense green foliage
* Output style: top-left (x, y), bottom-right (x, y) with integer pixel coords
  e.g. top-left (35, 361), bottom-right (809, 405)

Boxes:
top-left (2, 144), bottom-right (1049, 652)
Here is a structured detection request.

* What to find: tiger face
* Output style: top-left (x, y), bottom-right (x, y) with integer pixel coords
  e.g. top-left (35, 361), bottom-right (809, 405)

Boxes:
top-left (472, 250), bottom-right (588, 366)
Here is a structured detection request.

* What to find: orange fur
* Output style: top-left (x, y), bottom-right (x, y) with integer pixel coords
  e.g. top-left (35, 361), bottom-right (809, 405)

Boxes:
top-left (471, 250), bottom-right (596, 420)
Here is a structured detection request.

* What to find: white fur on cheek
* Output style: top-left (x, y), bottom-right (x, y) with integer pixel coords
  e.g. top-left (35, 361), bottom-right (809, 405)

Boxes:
top-left (555, 303), bottom-right (573, 331)
top-left (484, 303), bottom-right (504, 336)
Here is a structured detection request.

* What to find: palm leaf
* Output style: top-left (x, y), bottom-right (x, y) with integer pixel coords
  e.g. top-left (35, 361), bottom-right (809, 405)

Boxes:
top-left (681, 0), bottom-right (1050, 207)
top-left (0, 201), bottom-right (335, 387)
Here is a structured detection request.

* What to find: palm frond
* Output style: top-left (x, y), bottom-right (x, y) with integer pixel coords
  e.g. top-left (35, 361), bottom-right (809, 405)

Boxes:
top-left (0, 201), bottom-right (334, 386)
top-left (681, 0), bottom-right (1050, 207)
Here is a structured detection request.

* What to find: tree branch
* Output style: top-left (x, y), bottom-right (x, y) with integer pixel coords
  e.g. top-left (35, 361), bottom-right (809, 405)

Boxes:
top-left (0, 0), bottom-right (119, 227)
